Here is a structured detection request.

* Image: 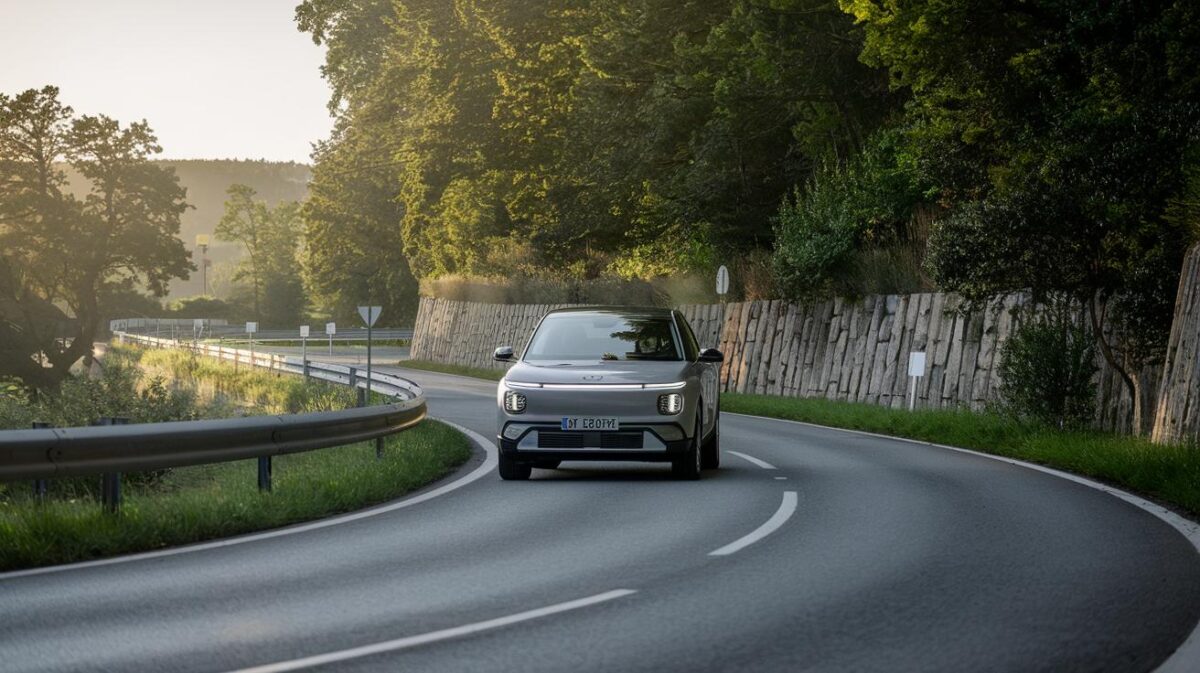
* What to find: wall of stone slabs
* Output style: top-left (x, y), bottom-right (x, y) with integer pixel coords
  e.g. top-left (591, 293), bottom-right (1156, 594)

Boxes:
top-left (411, 294), bottom-right (1158, 435)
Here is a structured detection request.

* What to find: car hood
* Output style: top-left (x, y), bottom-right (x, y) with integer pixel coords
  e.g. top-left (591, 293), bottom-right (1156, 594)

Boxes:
top-left (504, 360), bottom-right (690, 386)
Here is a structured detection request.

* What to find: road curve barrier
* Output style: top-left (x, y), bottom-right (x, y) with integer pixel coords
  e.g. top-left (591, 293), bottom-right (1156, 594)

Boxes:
top-left (0, 333), bottom-right (427, 509)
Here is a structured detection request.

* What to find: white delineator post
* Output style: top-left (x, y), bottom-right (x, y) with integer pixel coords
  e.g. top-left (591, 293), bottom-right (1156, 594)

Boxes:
top-left (300, 325), bottom-right (310, 378)
top-left (326, 322), bottom-right (336, 357)
top-left (246, 322), bottom-right (258, 369)
top-left (908, 351), bottom-right (926, 411)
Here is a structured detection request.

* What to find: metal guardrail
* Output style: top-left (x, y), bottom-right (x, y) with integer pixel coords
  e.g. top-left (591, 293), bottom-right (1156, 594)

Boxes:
top-left (0, 333), bottom-right (427, 511)
top-left (117, 325), bottom-right (413, 342)
top-left (116, 333), bottom-right (421, 400)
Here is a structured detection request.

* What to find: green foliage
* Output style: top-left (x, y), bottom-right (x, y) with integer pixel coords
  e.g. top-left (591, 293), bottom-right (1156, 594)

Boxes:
top-left (0, 420), bottom-right (472, 570)
top-left (0, 86), bottom-right (192, 391)
top-left (215, 185), bottom-right (307, 326)
top-left (295, 0), bottom-right (896, 287)
top-left (0, 351), bottom-right (209, 430)
top-left (164, 295), bottom-right (240, 320)
top-left (772, 131), bottom-right (926, 296)
top-left (135, 347), bottom-right (356, 414)
top-left (847, 0), bottom-right (1200, 432)
top-left (998, 303), bottom-right (1098, 429)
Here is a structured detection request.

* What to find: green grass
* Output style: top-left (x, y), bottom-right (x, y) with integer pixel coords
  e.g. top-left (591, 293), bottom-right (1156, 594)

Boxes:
top-left (0, 420), bottom-right (472, 571)
top-left (397, 359), bottom-right (507, 381)
top-left (721, 393), bottom-right (1200, 517)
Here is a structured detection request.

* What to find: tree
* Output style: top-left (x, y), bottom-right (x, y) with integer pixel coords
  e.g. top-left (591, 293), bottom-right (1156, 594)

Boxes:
top-left (215, 185), bottom-right (307, 325)
top-left (846, 0), bottom-right (1200, 434)
top-left (0, 86), bottom-right (192, 392)
top-left (294, 0), bottom-right (897, 286)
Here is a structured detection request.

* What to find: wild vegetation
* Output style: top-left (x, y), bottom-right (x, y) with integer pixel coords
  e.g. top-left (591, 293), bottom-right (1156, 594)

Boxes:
top-left (0, 345), bottom-right (472, 570)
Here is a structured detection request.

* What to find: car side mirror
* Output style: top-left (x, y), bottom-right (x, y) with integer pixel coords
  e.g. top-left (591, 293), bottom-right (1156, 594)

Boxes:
top-left (699, 348), bottom-right (724, 363)
top-left (494, 346), bottom-right (515, 362)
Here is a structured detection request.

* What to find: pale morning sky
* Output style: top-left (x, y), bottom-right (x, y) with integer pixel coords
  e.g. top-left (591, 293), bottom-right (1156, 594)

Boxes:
top-left (0, 0), bottom-right (333, 163)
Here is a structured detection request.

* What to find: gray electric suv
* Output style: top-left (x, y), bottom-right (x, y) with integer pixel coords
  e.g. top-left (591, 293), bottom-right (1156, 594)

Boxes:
top-left (494, 307), bottom-right (723, 480)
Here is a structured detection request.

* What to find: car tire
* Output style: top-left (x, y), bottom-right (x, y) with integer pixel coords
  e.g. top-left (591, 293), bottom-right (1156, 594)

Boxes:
top-left (701, 408), bottom-right (720, 470)
top-left (499, 454), bottom-right (532, 481)
top-left (672, 414), bottom-right (702, 480)
top-left (533, 460), bottom-right (561, 470)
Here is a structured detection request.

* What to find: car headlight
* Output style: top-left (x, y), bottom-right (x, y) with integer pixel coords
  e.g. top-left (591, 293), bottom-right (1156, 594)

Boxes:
top-left (503, 390), bottom-right (527, 414)
top-left (657, 393), bottom-right (683, 415)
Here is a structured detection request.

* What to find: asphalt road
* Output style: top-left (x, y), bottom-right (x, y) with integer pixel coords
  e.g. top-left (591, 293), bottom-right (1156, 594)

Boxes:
top-left (2, 362), bottom-right (1198, 673)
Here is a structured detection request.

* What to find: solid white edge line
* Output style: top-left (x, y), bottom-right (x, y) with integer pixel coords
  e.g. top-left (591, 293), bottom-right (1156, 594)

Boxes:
top-left (725, 450), bottom-right (777, 470)
top-left (709, 491), bottom-right (798, 557)
top-left (226, 589), bottom-right (637, 673)
top-left (722, 410), bottom-right (1200, 673)
top-left (0, 419), bottom-right (497, 581)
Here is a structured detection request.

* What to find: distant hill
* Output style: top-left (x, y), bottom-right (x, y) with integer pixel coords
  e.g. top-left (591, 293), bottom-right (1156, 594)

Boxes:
top-left (64, 159), bottom-right (311, 299)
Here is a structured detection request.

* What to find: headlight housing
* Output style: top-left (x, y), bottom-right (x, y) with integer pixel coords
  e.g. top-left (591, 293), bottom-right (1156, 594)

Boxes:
top-left (657, 393), bottom-right (683, 415)
top-left (503, 390), bottom-right (527, 414)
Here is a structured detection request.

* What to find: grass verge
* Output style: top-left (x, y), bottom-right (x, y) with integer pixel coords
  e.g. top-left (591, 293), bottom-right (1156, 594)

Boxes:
top-left (721, 393), bottom-right (1200, 517)
top-left (397, 359), bottom-right (506, 381)
top-left (0, 420), bottom-right (473, 571)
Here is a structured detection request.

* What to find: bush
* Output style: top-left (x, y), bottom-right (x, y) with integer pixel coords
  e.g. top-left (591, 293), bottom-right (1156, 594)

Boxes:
top-left (998, 301), bottom-right (1098, 429)
top-left (772, 130), bottom-right (926, 298)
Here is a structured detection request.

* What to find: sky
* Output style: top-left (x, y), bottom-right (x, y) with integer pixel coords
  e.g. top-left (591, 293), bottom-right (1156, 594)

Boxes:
top-left (0, 0), bottom-right (333, 163)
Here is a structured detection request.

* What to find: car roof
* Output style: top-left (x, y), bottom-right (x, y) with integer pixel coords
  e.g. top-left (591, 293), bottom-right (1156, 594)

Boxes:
top-left (543, 306), bottom-right (676, 319)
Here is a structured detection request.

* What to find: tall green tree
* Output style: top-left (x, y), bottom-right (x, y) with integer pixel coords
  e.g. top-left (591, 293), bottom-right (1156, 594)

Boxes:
top-left (0, 86), bottom-right (192, 392)
top-left (215, 184), bottom-right (307, 326)
top-left (295, 0), bottom-right (896, 284)
top-left (843, 0), bottom-right (1200, 433)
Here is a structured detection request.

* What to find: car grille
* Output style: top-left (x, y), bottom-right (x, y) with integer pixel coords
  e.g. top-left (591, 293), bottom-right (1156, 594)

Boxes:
top-left (536, 431), bottom-right (644, 449)
top-left (537, 432), bottom-right (584, 449)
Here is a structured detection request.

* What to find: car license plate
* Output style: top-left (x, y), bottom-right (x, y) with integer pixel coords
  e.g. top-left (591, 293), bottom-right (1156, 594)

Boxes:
top-left (561, 416), bottom-right (619, 431)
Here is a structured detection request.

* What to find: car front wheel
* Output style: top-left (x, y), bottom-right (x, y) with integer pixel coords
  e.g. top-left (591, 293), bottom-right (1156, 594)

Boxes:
top-left (672, 414), bottom-right (702, 480)
top-left (701, 409), bottom-right (720, 470)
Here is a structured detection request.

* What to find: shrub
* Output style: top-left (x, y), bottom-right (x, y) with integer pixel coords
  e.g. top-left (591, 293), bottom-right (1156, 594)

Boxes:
top-left (998, 301), bottom-right (1098, 429)
top-left (772, 130), bottom-right (926, 298)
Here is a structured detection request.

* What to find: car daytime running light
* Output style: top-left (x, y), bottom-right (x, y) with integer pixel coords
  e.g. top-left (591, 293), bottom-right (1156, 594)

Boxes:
top-left (657, 393), bottom-right (684, 415)
top-left (504, 390), bottom-right (527, 413)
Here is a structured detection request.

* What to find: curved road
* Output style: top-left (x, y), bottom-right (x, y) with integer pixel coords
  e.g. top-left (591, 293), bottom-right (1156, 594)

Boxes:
top-left (2, 365), bottom-right (1198, 672)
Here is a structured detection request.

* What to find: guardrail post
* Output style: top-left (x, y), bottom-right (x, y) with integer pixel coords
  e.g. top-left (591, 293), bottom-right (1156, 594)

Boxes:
top-left (32, 421), bottom-right (50, 501)
top-left (258, 456), bottom-right (272, 492)
top-left (348, 367), bottom-right (357, 389)
top-left (357, 387), bottom-right (367, 408)
top-left (375, 436), bottom-right (384, 460)
top-left (96, 417), bottom-right (129, 514)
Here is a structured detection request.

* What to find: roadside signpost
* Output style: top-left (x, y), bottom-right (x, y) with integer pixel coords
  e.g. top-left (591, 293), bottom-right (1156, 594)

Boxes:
top-left (357, 307), bottom-right (382, 409)
top-left (300, 325), bottom-right (310, 378)
top-left (326, 322), bottom-right (336, 356)
top-left (907, 351), bottom-right (926, 411)
top-left (246, 322), bottom-right (257, 369)
top-left (716, 265), bottom-right (730, 300)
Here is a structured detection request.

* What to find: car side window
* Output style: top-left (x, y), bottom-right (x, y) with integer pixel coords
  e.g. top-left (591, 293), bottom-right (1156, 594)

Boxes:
top-left (675, 312), bottom-right (700, 361)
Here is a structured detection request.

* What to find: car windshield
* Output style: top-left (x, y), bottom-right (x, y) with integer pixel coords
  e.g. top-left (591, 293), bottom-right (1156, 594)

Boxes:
top-left (524, 313), bottom-right (682, 362)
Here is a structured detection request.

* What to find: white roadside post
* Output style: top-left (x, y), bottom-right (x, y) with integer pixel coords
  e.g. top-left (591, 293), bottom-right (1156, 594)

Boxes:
top-left (908, 351), bottom-right (927, 411)
top-left (300, 325), bottom-right (311, 378)
top-left (246, 322), bottom-right (258, 369)
top-left (326, 322), bottom-right (336, 357)
top-left (716, 265), bottom-right (730, 304)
